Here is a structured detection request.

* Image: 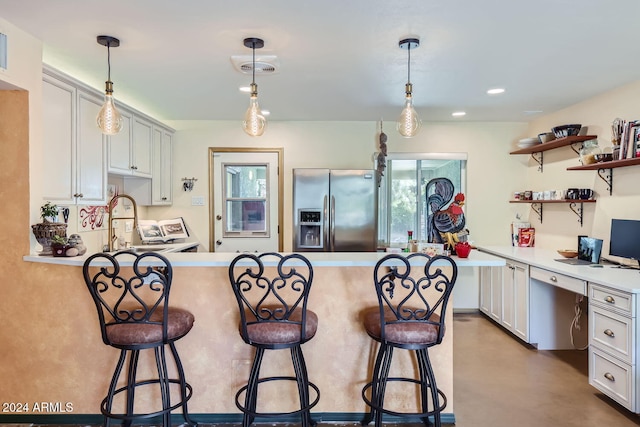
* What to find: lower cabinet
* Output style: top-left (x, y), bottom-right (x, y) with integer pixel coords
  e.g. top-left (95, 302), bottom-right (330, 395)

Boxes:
top-left (479, 259), bottom-right (530, 343)
top-left (588, 283), bottom-right (637, 411)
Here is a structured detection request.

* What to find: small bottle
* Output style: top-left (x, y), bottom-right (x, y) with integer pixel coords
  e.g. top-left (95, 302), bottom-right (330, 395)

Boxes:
top-left (405, 230), bottom-right (413, 252)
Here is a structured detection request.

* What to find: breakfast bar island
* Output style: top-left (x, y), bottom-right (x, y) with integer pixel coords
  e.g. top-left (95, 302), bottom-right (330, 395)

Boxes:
top-left (12, 251), bottom-right (505, 424)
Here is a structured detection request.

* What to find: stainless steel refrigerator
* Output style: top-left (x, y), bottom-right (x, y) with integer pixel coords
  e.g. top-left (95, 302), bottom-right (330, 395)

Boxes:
top-left (293, 168), bottom-right (378, 252)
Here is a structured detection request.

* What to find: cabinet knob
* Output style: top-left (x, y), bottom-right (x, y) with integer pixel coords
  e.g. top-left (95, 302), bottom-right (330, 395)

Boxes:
top-left (550, 276), bottom-right (557, 282)
top-left (78, 193), bottom-right (83, 198)
top-left (216, 215), bottom-right (222, 220)
top-left (161, 197), bottom-right (167, 201)
top-left (604, 296), bottom-right (615, 304)
top-left (603, 329), bottom-right (615, 338)
top-left (604, 372), bottom-right (615, 382)
top-left (216, 240), bottom-right (222, 246)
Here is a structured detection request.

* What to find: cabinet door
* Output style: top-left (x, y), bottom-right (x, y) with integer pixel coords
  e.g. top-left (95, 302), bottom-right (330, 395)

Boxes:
top-left (490, 266), bottom-right (503, 322)
top-left (132, 116), bottom-right (153, 177)
top-left (76, 90), bottom-right (107, 204)
top-left (107, 106), bottom-right (133, 174)
top-left (502, 263), bottom-right (515, 330)
top-left (152, 127), bottom-right (173, 204)
top-left (42, 75), bottom-right (75, 204)
top-left (513, 262), bottom-right (530, 341)
top-left (479, 266), bottom-right (491, 315)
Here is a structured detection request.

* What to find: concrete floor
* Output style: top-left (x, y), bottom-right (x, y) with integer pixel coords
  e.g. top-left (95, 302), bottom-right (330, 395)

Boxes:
top-left (453, 313), bottom-right (640, 427)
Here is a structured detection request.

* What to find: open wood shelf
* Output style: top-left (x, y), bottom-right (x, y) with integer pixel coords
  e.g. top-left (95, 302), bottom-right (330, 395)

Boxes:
top-left (566, 156), bottom-right (640, 170)
top-left (567, 157), bottom-right (640, 195)
top-left (509, 199), bottom-right (595, 226)
top-left (510, 135), bottom-right (598, 155)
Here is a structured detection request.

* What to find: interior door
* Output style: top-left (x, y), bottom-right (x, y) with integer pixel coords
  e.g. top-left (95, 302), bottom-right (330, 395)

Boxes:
top-left (211, 148), bottom-right (282, 252)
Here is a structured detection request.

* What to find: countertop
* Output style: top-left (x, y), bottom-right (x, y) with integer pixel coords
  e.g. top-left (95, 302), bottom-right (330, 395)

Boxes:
top-left (480, 246), bottom-right (640, 293)
top-left (23, 248), bottom-right (505, 268)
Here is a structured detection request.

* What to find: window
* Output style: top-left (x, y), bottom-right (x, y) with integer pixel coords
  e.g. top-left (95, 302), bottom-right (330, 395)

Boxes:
top-left (223, 164), bottom-right (270, 236)
top-left (378, 153), bottom-right (467, 247)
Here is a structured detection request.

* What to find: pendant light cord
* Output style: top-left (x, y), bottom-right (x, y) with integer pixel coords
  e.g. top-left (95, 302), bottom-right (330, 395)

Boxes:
top-left (407, 43), bottom-right (411, 85)
top-left (107, 41), bottom-right (112, 82)
top-left (251, 41), bottom-right (256, 85)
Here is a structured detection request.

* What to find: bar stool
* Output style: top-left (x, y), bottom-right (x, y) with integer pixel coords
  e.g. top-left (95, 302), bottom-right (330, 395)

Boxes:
top-left (229, 252), bottom-right (320, 427)
top-left (83, 251), bottom-right (196, 427)
top-left (361, 252), bottom-right (457, 427)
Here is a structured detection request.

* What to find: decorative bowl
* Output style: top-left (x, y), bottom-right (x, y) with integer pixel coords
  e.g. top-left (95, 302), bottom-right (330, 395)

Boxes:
top-left (594, 153), bottom-right (613, 163)
top-left (557, 249), bottom-right (578, 258)
top-left (538, 132), bottom-right (556, 143)
top-left (552, 124), bottom-right (582, 139)
top-left (517, 137), bottom-right (539, 148)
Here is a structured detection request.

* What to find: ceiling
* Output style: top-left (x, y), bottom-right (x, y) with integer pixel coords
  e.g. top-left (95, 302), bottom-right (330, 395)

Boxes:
top-left (1, 0), bottom-right (639, 123)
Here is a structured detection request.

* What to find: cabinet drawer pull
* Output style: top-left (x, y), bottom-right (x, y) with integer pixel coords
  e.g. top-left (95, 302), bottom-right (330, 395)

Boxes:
top-left (603, 329), bottom-right (615, 338)
top-left (550, 276), bottom-right (557, 282)
top-left (604, 296), bottom-right (615, 304)
top-left (604, 372), bottom-right (615, 382)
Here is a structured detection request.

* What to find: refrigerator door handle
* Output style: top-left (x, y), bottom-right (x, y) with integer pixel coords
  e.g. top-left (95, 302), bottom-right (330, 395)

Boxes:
top-left (323, 195), bottom-right (329, 251)
top-left (330, 195), bottom-right (336, 251)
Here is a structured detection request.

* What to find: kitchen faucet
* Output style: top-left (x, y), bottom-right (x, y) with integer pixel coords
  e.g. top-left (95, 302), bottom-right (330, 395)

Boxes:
top-left (107, 194), bottom-right (138, 252)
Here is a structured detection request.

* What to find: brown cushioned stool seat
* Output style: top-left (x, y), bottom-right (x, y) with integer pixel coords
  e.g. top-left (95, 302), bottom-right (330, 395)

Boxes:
top-left (361, 253), bottom-right (457, 427)
top-left (83, 251), bottom-right (197, 427)
top-left (229, 253), bottom-right (320, 427)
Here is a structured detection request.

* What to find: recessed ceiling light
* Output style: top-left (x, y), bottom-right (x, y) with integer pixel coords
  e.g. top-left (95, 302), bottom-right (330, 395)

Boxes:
top-left (524, 110), bottom-right (543, 115)
top-left (487, 88), bottom-right (505, 95)
top-left (452, 111), bottom-right (466, 117)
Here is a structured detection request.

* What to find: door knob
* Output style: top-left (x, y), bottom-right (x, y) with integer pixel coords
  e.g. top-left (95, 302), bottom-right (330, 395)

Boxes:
top-left (216, 240), bottom-right (222, 246)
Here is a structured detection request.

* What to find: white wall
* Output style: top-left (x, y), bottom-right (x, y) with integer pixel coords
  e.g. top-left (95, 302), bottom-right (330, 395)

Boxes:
top-left (159, 120), bottom-right (529, 252)
top-left (524, 80), bottom-right (640, 262)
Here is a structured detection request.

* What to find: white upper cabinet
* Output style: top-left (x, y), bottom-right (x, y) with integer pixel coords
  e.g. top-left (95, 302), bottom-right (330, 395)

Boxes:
top-left (152, 127), bottom-right (173, 204)
top-left (107, 109), bottom-right (152, 178)
top-left (42, 70), bottom-right (107, 205)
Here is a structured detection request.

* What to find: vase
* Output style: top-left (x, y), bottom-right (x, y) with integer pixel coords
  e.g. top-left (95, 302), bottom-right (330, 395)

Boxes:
top-left (31, 222), bottom-right (67, 256)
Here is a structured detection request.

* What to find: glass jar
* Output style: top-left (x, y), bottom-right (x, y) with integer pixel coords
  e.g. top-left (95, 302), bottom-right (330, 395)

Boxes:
top-left (579, 139), bottom-right (601, 165)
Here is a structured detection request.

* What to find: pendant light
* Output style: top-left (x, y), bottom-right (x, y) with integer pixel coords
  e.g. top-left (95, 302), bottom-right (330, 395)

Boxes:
top-left (242, 37), bottom-right (266, 137)
top-left (397, 38), bottom-right (421, 138)
top-left (96, 35), bottom-right (123, 135)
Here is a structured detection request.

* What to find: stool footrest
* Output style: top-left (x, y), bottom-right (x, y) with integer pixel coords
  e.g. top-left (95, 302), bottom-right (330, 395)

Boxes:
top-left (101, 379), bottom-right (194, 421)
top-left (235, 376), bottom-right (320, 418)
top-left (362, 377), bottom-right (447, 419)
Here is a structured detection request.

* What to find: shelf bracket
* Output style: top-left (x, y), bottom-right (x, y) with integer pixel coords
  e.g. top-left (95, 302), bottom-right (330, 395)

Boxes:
top-left (531, 202), bottom-right (543, 223)
top-left (597, 168), bottom-right (613, 195)
top-left (568, 202), bottom-right (584, 227)
top-left (570, 142), bottom-right (583, 155)
top-left (531, 151), bottom-right (543, 172)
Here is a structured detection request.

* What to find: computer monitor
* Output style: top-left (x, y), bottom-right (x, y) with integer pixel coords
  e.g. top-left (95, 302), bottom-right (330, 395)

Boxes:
top-left (609, 219), bottom-right (640, 268)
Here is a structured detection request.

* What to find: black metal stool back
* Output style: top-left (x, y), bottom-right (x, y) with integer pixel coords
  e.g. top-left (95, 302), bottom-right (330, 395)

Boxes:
top-left (229, 252), bottom-right (319, 427)
top-left (83, 251), bottom-right (196, 427)
top-left (362, 252), bottom-right (457, 427)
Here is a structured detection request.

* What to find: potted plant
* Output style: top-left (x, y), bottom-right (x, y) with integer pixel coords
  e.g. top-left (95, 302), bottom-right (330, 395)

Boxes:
top-left (31, 201), bottom-right (67, 256)
top-left (50, 234), bottom-right (70, 257)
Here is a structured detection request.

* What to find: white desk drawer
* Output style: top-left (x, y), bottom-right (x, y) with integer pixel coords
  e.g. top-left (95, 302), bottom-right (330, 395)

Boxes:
top-left (590, 306), bottom-right (633, 364)
top-left (589, 284), bottom-right (633, 316)
top-left (530, 267), bottom-right (586, 295)
top-left (590, 347), bottom-right (634, 411)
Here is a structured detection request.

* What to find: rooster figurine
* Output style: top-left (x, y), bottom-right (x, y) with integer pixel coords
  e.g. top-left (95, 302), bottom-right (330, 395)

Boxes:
top-left (426, 177), bottom-right (466, 245)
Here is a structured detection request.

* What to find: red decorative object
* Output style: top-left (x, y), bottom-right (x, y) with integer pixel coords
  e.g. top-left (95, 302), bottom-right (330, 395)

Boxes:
top-left (455, 242), bottom-right (472, 258)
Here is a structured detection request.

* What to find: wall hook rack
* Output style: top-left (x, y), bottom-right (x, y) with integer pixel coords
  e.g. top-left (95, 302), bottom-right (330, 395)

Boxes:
top-left (182, 177), bottom-right (198, 192)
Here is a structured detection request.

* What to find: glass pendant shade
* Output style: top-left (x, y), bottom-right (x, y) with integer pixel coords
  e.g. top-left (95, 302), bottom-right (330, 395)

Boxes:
top-left (95, 36), bottom-right (122, 135)
top-left (243, 93), bottom-right (266, 137)
top-left (397, 92), bottom-right (421, 138)
top-left (97, 88), bottom-right (123, 135)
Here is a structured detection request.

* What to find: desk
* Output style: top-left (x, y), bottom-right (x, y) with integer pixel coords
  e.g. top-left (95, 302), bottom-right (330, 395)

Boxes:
top-left (479, 246), bottom-right (640, 412)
